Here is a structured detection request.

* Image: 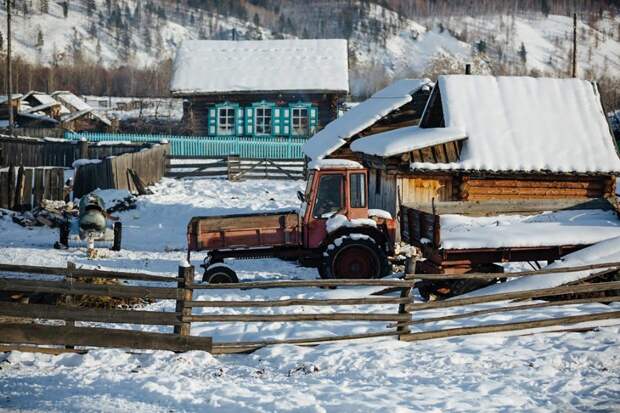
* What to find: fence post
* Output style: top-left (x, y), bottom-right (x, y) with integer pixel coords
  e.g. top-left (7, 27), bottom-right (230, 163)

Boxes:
top-left (78, 139), bottom-right (89, 159)
top-left (397, 255), bottom-right (416, 338)
top-left (174, 263), bottom-right (194, 337)
top-left (65, 261), bottom-right (77, 348)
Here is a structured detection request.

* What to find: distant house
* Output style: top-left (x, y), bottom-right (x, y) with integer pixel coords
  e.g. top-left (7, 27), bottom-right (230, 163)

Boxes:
top-left (170, 39), bottom-right (349, 137)
top-left (348, 75), bottom-right (620, 215)
top-left (20, 91), bottom-right (69, 119)
top-left (52, 91), bottom-right (112, 131)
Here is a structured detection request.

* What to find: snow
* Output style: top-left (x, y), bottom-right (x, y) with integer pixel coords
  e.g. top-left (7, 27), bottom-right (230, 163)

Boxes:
top-left (350, 125), bottom-right (466, 157)
top-left (466, 235), bottom-right (620, 297)
top-left (440, 209), bottom-right (620, 250)
top-left (303, 79), bottom-right (431, 160)
top-left (72, 158), bottom-right (102, 169)
top-left (171, 39), bottom-right (349, 95)
top-left (412, 75), bottom-right (620, 173)
top-left (307, 158), bottom-right (363, 170)
top-left (368, 209), bottom-right (392, 219)
top-left (1, 177), bottom-right (619, 411)
top-left (325, 214), bottom-right (377, 233)
top-left (52, 91), bottom-right (92, 112)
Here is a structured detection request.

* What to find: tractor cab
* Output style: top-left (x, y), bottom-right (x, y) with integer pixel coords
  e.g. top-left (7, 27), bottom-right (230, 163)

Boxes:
top-left (300, 160), bottom-right (374, 249)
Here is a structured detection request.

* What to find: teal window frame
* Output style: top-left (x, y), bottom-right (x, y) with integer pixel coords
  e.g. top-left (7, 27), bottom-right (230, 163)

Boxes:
top-left (252, 101), bottom-right (275, 137)
top-left (289, 102), bottom-right (318, 137)
top-left (214, 102), bottom-right (239, 137)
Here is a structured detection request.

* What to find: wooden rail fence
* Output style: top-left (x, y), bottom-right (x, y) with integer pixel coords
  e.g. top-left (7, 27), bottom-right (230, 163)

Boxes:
top-left (167, 155), bottom-right (307, 180)
top-left (0, 260), bottom-right (619, 355)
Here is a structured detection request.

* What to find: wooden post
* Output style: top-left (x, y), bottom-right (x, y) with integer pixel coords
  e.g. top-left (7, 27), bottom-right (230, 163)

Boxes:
top-left (397, 255), bottom-right (416, 337)
top-left (65, 261), bottom-right (76, 349)
top-left (6, 0), bottom-right (13, 137)
top-left (78, 139), bottom-right (89, 160)
top-left (174, 264), bottom-right (194, 337)
top-left (572, 12), bottom-right (577, 78)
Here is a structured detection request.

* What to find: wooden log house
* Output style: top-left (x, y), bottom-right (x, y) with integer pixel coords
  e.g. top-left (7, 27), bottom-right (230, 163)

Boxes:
top-left (345, 75), bottom-right (620, 216)
top-left (170, 39), bottom-right (349, 137)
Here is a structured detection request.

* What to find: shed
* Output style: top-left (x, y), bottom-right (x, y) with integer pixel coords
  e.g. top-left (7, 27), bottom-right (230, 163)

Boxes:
top-left (20, 91), bottom-right (69, 119)
top-left (52, 91), bottom-right (112, 131)
top-left (170, 39), bottom-right (349, 137)
top-left (350, 75), bottom-right (620, 216)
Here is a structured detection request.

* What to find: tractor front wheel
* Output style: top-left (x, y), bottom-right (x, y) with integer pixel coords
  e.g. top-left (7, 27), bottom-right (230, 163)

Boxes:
top-left (320, 236), bottom-right (390, 279)
top-left (203, 264), bottom-right (239, 284)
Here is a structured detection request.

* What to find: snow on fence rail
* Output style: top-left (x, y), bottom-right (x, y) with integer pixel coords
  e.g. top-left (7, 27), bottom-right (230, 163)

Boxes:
top-left (0, 261), bottom-right (619, 355)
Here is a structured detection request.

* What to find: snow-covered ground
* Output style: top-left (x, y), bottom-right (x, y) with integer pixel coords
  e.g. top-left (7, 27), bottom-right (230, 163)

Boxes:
top-left (1, 177), bottom-right (619, 412)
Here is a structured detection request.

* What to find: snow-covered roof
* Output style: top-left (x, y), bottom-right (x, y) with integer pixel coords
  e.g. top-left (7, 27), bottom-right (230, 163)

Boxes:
top-left (308, 158), bottom-right (364, 170)
top-left (171, 39), bottom-right (349, 95)
top-left (0, 93), bottom-right (23, 104)
top-left (20, 91), bottom-right (70, 115)
top-left (52, 91), bottom-right (91, 112)
top-left (412, 75), bottom-right (620, 174)
top-left (350, 126), bottom-right (466, 157)
top-left (303, 78), bottom-right (432, 160)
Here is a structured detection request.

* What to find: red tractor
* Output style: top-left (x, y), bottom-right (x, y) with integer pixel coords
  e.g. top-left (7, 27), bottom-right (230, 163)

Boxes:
top-left (187, 162), bottom-right (397, 283)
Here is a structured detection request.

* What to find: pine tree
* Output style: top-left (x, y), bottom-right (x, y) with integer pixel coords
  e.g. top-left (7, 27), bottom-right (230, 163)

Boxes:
top-left (40, 0), bottom-right (49, 14)
top-left (476, 40), bottom-right (487, 55)
top-left (62, 1), bottom-right (69, 18)
top-left (253, 13), bottom-right (260, 27)
top-left (540, 0), bottom-right (550, 17)
top-left (0, 31), bottom-right (3, 51)
top-left (518, 42), bottom-right (527, 64)
top-left (22, 1), bottom-right (29, 17)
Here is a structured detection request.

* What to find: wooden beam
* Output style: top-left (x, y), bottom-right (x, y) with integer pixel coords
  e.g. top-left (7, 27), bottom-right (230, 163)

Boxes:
top-left (190, 279), bottom-right (417, 290)
top-left (399, 310), bottom-right (620, 342)
top-left (186, 296), bottom-right (409, 308)
top-left (186, 313), bottom-right (412, 323)
top-left (0, 301), bottom-right (180, 325)
top-left (0, 323), bottom-right (212, 352)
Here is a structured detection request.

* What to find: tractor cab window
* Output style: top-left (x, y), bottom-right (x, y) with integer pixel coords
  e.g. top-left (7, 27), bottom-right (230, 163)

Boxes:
top-left (313, 174), bottom-right (343, 218)
top-left (350, 173), bottom-right (366, 208)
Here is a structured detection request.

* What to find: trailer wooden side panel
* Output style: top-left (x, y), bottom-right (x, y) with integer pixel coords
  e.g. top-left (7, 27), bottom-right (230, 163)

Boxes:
top-left (188, 211), bottom-right (300, 251)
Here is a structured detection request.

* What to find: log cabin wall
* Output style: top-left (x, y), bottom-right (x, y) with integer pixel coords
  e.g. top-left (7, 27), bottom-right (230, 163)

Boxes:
top-left (459, 175), bottom-right (615, 201)
top-left (183, 93), bottom-right (343, 135)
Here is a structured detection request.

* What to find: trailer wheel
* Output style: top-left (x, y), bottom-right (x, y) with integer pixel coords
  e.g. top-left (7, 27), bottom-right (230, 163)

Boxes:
top-left (203, 265), bottom-right (239, 284)
top-left (321, 235), bottom-right (390, 279)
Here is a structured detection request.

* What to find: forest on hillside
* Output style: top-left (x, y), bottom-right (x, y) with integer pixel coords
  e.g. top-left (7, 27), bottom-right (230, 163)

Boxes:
top-left (0, 0), bottom-right (618, 108)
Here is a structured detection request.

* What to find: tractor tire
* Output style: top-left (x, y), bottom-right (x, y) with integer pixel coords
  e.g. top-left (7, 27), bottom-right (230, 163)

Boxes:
top-left (320, 235), bottom-right (390, 279)
top-left (202, 264), bottom-right (239, 284)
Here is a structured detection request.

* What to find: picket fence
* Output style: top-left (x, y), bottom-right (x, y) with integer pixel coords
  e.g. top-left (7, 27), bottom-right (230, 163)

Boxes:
top-left (65, 132), bottom-right (308, 159)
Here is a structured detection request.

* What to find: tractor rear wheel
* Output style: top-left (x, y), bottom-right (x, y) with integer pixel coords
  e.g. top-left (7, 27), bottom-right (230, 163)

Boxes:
top-left (320, 236), bottom-right (390, 279)
top-left (203, 264), bottom-right (239, 284)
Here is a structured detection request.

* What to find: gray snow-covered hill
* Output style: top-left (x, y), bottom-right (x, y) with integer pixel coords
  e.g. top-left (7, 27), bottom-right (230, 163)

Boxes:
top-left (2, 0), bottom-right (619, 95)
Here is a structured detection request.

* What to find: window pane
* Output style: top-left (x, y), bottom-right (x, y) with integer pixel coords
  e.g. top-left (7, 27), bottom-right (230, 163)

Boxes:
top-left (292, 107), bottom-right (309, 136)
top-left (313, 174), bottom-right (343, 218)
top-left (255, 107), bottom-right (272, 135)
top-left (350, 173), bottom-right (366, 208)
top-left (217, 107), bottom-right (234, 135)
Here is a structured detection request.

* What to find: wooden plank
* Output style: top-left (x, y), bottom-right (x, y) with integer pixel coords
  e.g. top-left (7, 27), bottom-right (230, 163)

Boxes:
top-left (466, 186), bottom-right (600, 197)
top-left (0, 323), bottom-right (212, 352)
top-left (0, 263), bottom-right (180, 283)
top-left (404, 198), bottom-right (613, 216)
top-left (420, 147), bottom-right (435, 162)
top-left (33, 168), bottom-right (44, 207)
top-left (405, 281), bottom-right (620, 311)
top-left (0, 171), bottom-right (8, 209)
top-left (186, 296), bottom-right (410, 308)
top-left (0, 344), bottom-right (87, 355)
top-left (22, 168), bottom-right (33, 210)
top-left (466, 179), bottom-right (604, 189)
top-left (399, 311), bottom-right (620, 342)
top-left (432, 144), bottom-right (448, 163)
top-left (395, 295), bottom-right (620, 327)
top-left (191, 279), bottom-right (417, 290)
top-left (0, 278), bottom-right (179, 300)
top-left (0, 301), bottom-right (180, 326)
top-left (444, 142), bottom-right (458, 162)
top-left (186, 313), bottom-right (411, 322)
top-left (7, 165), bottom-right (15, 210)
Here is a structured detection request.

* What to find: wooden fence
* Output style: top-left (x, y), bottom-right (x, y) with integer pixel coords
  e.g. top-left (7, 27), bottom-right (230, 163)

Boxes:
top-left (0, 260), bottom-right (619, 355)
top-left (0, 135), bottom-right (157, 168)
top-left (167, 155), bottom-right (307, 181)
top-left (73, 143), bottom-right (169, 198)
top-left (0, 166), bottom-right (64, 210)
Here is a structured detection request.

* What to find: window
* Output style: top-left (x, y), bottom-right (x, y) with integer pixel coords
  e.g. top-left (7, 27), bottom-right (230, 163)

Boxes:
top-left (217, 107), bottom-right (235, 135)
top-left (313, 174), bottom-right (343, 218)
top-left (350, 173), bottom-right (366, 208)
top-left (292, 107), bottom-right (309, 136)
top-left (255, 106), bottom-right (272, 135)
